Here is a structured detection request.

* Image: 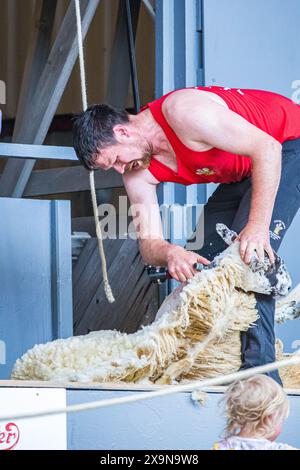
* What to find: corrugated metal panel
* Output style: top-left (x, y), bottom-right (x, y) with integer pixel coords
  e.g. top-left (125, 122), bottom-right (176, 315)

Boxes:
top-left (0, 198), bottom-right (72, 378)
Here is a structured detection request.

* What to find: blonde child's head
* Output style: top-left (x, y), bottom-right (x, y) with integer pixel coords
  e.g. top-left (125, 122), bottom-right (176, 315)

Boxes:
top-left (223, 374), bottom-right (289, 440)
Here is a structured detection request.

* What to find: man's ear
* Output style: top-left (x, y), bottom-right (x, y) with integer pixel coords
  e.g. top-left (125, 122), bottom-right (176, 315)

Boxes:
top-left (113, 124), bottom-right (130, 141)
top-left (216, 223), bottom-right (238, 246)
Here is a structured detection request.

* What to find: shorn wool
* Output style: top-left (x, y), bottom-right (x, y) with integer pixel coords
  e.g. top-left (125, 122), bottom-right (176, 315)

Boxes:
top-left (12, 225), bottom-right (300, 387)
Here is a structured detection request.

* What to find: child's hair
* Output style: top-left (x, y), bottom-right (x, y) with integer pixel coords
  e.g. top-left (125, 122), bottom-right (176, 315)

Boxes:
top-left (222, 375), bottom-right (289, 438)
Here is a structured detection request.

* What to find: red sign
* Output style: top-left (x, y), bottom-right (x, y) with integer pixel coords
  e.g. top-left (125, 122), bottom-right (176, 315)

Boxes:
top-left (0, 422), bottom-right (20, 450)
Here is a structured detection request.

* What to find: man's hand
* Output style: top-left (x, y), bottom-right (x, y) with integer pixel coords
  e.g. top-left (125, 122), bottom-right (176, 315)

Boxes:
top-left (166, 245), bottom-right (211, 282)
top-left (238, 221), bottom-right (274, 265)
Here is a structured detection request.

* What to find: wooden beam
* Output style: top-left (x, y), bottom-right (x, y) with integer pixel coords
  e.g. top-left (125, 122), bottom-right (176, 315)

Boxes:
top-left (0, 0), bottom-right (100, 198)
top-left (0, 0), bottom-right (57, 194)
top-left (24, 166), bottom-right (123, 197)
top-left (13, 0), bottom-right (57, 138)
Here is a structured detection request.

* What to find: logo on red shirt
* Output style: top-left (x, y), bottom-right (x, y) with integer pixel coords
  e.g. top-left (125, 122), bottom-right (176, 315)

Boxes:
top-left (195, 167), bottom-right (215, 176)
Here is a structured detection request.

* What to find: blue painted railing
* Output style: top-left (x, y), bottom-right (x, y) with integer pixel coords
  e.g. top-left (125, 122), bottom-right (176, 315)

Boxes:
top-left (0, 143), bottom-right (77, 161)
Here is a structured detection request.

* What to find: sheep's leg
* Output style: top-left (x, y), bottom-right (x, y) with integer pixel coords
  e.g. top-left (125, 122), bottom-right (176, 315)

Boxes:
top-left (275, 282), bottom-right (300, 324)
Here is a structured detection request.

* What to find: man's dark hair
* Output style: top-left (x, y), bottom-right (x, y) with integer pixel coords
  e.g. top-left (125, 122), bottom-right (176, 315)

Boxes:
top-left (72, 104), bottom-right (129, 170)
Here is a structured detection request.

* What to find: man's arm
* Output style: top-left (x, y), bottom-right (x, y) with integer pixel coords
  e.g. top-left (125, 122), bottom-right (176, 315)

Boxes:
top-left (163, 90), bottom-right (282, 264)
top-left (123, 169), bottom-right (209, 282)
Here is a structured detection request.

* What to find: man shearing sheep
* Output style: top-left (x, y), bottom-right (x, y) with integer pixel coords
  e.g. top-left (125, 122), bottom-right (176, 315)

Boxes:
top-left (73, 85), bottom-right (300, 383)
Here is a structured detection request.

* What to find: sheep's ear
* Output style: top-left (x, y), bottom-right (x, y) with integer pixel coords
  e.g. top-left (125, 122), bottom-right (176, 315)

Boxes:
top-left (216, 223), bottom-right (238, 246)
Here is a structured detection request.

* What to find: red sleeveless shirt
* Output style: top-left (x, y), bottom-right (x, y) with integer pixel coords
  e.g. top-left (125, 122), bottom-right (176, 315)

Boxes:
top-left (142, 86), bottom-right (300, 185)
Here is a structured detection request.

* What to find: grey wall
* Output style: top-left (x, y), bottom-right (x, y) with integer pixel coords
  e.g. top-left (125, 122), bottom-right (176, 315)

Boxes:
top-left (67, 388), bottom-right (300, 449)
top-left (202, 0), bottom-right (300, 351)
top-left (203, 0), bottom-right (300, 97)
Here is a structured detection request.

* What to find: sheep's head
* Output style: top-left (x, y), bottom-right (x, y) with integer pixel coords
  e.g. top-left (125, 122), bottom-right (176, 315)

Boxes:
top-left (215, 223), bottom-right (292, 297)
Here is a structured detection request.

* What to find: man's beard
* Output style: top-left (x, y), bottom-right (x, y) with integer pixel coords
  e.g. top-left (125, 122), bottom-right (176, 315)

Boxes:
top-left (125, 152), bottom-right (152, 172)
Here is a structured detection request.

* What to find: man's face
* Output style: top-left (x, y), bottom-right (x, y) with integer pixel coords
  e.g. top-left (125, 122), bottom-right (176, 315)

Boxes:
top-left (92, 125), bottom-right (152, 174)
top-left (93, 143), bottom-right (151, 174)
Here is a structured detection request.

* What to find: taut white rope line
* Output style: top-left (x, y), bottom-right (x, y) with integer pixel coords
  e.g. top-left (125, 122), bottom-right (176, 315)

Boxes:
top-left (75, 0), bottom-right (114, 303)
top-left (1, 355), bottom-right (300, 421)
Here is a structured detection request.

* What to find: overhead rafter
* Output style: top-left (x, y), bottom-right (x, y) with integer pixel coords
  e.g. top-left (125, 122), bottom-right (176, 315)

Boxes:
top-left (24, 166), bottom-right (123, 197)
top-left (0, 0), bottom-right (100, 198)
top-left (12, 0), bottom-right (58, 138)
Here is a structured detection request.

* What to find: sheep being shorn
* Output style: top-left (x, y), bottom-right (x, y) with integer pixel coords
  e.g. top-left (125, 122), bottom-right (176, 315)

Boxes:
top-left (11, 225), bottom-right (300, 386)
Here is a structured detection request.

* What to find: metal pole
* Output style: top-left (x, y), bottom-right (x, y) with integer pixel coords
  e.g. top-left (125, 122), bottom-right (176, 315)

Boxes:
top-left (125, 0), bottom-right (141, 113)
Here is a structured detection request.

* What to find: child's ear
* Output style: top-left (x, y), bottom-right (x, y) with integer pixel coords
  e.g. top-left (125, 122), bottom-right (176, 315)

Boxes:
top-left (263, 414), bottom-right (274, 427)
top-left (263, 414), bottom-right (281, 440)
top-left (260, 414), bottom-right (271, 433)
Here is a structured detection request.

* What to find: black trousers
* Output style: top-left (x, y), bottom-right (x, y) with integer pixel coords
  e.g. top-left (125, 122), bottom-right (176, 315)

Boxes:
top-left (191, 137), bottom-right (300, 384)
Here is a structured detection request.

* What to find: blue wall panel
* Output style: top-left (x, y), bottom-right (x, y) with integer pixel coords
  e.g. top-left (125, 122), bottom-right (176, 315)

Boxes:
top-left (203, 0), bottom-right (300, 97)
top-left (0, 198), bottom-right (73, 378)
top-left (202, 0), bottom-right (300, 351)
top-left (67, 389), bottom-right (224, 450)
top-left (67, 389), bottom-right (300, 450)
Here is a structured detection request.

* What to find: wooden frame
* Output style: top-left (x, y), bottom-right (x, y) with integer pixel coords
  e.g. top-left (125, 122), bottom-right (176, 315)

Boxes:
top-left (0, 0), bottom-right (100, 198)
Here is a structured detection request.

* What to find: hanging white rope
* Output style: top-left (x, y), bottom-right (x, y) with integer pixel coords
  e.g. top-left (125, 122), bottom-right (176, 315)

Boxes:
top-left (1, 355), bottom-right (300, 421)
top-left (75, 0), bottom-right (88, 110)
top-left (75, 0), bottom-right (114, 303)
top-left (142, 0), bottom-right (155, 20)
